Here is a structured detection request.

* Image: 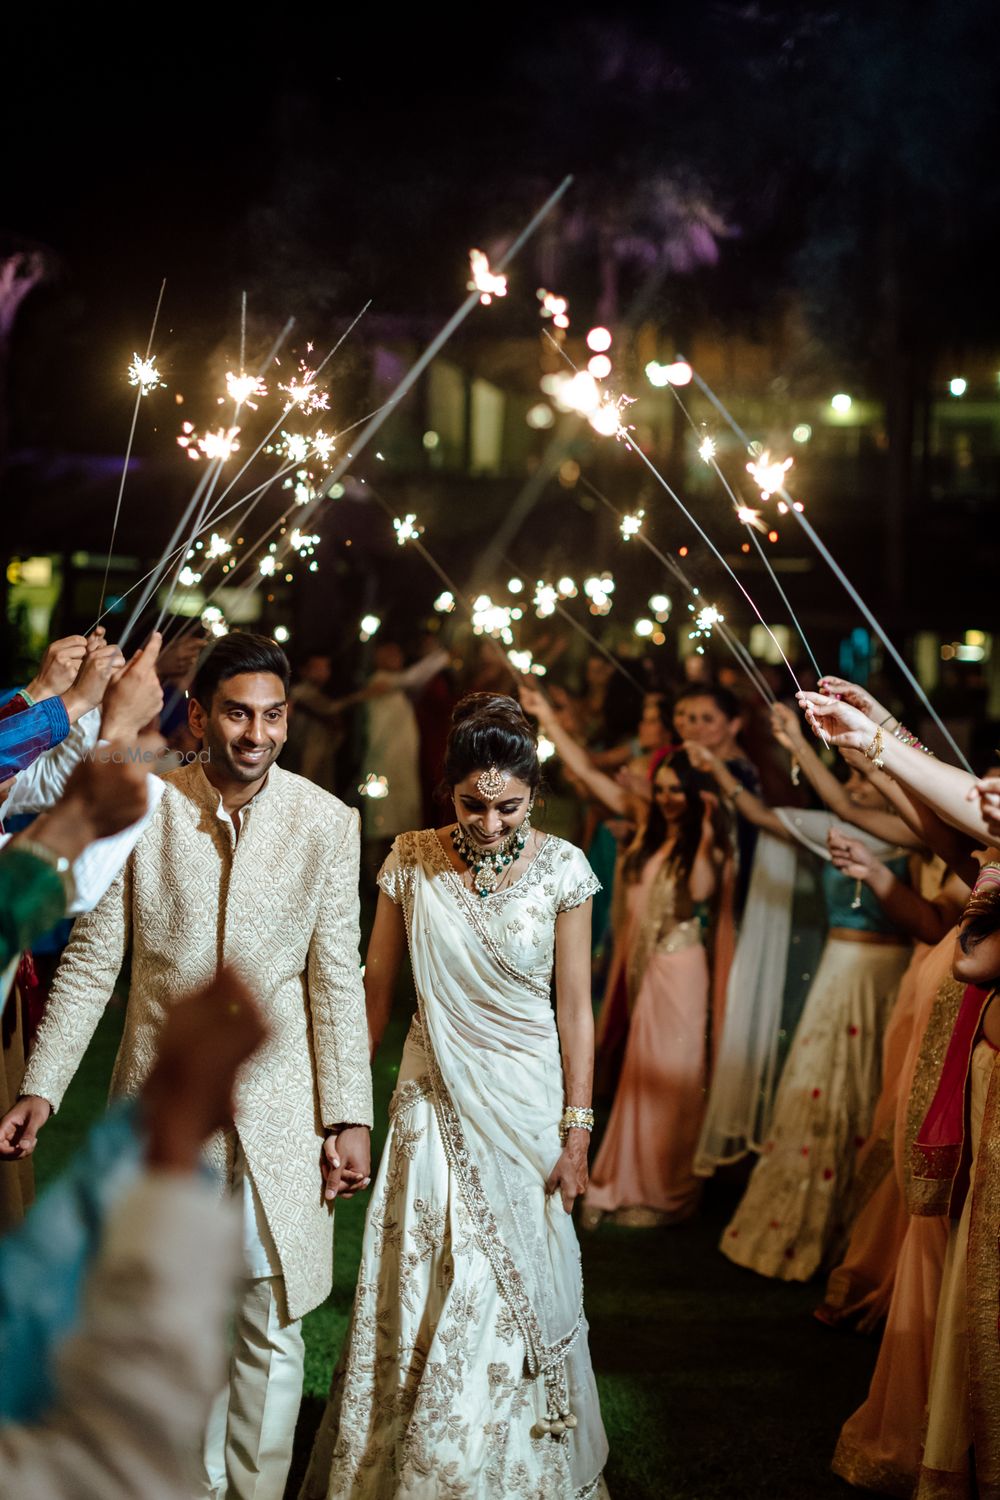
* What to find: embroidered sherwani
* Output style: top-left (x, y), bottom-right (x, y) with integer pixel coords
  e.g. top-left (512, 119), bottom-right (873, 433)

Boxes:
top-left (21, 761), bottom-right (373, 1323)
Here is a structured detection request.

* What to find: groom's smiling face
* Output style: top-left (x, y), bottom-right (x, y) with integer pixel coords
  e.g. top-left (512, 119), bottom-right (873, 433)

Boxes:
top-left (190, 670), bottom-right (288, 784)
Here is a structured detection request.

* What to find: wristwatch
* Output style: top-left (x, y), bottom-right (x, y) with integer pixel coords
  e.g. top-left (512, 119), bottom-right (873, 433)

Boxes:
top-left (11, 837), bottom-right (77, 904)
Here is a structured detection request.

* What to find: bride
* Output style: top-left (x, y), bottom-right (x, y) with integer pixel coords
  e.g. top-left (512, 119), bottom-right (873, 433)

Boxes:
top-left (301, 693), bottom-right (609, 1499)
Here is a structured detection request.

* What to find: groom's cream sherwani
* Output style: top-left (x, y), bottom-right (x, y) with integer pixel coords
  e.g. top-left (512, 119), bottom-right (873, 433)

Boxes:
top-left (22, 760), bottom-right (373, 1322)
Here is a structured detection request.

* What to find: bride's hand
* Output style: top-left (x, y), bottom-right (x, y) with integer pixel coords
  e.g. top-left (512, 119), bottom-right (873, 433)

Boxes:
top-left (545, 1131), bottom-right (589, 1213)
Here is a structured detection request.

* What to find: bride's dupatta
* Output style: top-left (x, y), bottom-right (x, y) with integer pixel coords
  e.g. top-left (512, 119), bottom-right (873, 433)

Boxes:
top-left (399, 833), bottom-right (591, 1448)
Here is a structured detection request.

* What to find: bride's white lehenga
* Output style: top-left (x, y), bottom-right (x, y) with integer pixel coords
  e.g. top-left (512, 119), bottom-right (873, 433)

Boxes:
top-left (301, 829), bottom-right (609, 1500)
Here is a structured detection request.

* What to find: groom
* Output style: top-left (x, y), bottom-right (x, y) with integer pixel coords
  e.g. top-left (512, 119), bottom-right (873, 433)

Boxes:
top-left (0, 633), bottom-right (373, 1500)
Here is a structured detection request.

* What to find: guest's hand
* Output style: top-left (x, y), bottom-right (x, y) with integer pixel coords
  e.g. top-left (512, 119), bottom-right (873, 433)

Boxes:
top-left (828, 828), bottom-right (876, 882)
top-left (62, 643), bottom-right (125, 722)
top-left (27, 635), bottom-right (89, 702)
top-left (682, 740), bottom-right (719, 776)
top-left (817, 675), bottom-right (892, 726)
top-left (155, 631), bottom-right (207, 685)
top-left (796, 692), bottom-right (874, 751)
top-left (545, 1131), bottom-right (589, 1213)
top-left (102, 632), bottom-right (165, 740)
top-left (321, 1125), bottom-right (372, 1202)
top-left (518, 683), bottom-right (551, 725)
top-left (769, 702), bottom-right (805, 752)
top-left (968, 778), bottom-right (1000, 842)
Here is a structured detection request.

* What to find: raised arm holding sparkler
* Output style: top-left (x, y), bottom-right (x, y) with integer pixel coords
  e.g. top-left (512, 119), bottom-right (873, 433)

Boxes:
top-left (798, 690), bottom-right (996, 843)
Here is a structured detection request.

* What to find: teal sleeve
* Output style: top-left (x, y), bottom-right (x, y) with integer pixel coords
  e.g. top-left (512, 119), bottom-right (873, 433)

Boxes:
top-left (0, 848), bottom-right (68, 975)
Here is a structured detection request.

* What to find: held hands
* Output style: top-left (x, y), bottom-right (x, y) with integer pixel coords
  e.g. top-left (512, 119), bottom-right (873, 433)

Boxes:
top-left (545, 1129), bottom-right (589, 1213)
top-left (0, 1095), bottom-right (52, 1159)
top-left (321, 1124), bottom-right (372, 1203)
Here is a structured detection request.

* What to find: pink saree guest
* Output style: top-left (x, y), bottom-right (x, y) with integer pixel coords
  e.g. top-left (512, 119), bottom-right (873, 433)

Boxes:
top-left (585, 752), bottom-right (721, 1226)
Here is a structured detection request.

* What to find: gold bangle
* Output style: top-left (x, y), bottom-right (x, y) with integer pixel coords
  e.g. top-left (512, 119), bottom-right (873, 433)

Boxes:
top-left (864, 725), bottom-right (885, 770)
top-left (560, 1106), bottom-right (594, 1143)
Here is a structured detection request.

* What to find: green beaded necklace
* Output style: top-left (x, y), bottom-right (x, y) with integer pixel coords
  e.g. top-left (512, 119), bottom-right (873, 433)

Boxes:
top-left (451, 816), bottom-right (531, 898)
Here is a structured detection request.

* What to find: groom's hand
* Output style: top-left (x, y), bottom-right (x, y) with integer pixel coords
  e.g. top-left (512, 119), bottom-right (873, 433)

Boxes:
top-left (321, 1124), bottom-right (372, 1202)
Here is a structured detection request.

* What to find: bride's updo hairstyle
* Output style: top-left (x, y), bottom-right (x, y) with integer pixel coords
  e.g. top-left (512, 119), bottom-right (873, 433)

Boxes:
top-left (444, 693), bottom-right (541, 795)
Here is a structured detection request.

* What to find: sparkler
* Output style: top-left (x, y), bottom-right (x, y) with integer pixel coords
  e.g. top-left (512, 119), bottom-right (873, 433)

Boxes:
top-left (434, 591), bottom-right (456, 613)
top-left (393, 513), bottom-right (424, 546)
top-left (686, 364), bottom-right (973, 772)
top-left (258, 555), bottom-right (277, 577)
top-left (225, 370), bottom-right (267, 409)
top-left (697, 435), bottom-right (716, 464)
top-left (201, 605), bottom-right (228, 638)
top-left (128, 354), bottom-right (164, 396)
top-left (544, 329), bottom-right (803, 692)
top-left (533, 582), bottom-right (558, 619)
top-left (746, 450), bottom-right (793, 502)
top-left (507, 649), bottom-right (547, 678)
top-left (579, 475), bottom-right (777, 708)
top-left (98, 278), bottom-right (167, 622)
top-left (468, 249), bottom-right (507, 305)
top-left (306, 178), bottom-right (572, 525)
top-left (537, 288), bottom-right (570, 329)
top-left (620, 509), bottom-right (645, 540)
top-left (359, 614), bottom-right (381, 642)
top-left (689, 602), bottom-right (725, 652)
top-left (471, 594), bottom-right (516, 645)
top-left (177, 424), bottom-right (242, 462)
top-left (359, 774), bottom-right (390, 799)
top-left (279, 362), bottom-right (330, 414)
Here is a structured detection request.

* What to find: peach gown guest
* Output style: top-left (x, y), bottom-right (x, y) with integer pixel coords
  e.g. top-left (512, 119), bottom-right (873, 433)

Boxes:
top-left (583, 752), bottom-right (721, 1226)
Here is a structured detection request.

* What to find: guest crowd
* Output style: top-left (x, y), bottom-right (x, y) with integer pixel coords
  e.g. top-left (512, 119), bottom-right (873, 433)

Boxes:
top-left (1, 610), bottom-right (999, 1499)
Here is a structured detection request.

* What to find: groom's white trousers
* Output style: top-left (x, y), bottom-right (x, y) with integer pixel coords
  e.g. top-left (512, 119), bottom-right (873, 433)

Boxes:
top-left (195, 1145), bottom-right (306, 1500)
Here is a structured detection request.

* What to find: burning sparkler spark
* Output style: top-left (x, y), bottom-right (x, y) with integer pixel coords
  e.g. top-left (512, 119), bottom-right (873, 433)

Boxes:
top-left (312, 430), bottom-right (336, 465)
top-left (736, 505), bottom-right (767, 532)
top-left (534, 582), bottom-right (558, 619)
top-left (537, 735), bottom-right (556, 763)
top-left (128, 353), bottom-right (164, 396)
top-left (688, 602), bottom-right (725, 652)
top-left (258, 556), bottom-right (277, 578)
top-left (583, 573), bottom-right (616, 616)
top-left (226, 371), bottom-right (267, 408)
top-left (177, 423), bottom-right (241, 462)
top-left (393, 514), bottom-right (424, 546)
top-left (746, 450), bottom-right (793, 501)
top-left (279, 363), bottom-right (329, 414)
top-left (537, 288), bottom-right (569, 329)
top-left (359, 774), bottom-right (389, 799)
top-left (508, 649), bottom-right (547, 678)
top-left (620, 510), bottom-right (645, 541)
top-left (201, 605), bottom-right (228, 639)
top-left (471, 594), bottom-right (515, 645)
top-left (589, 392), bottom-right (637, 440)
top-left (468, 249), bottom-right (507, 305)
top-left (698, 436), bottom-right (717, 464)
top-left (289, 528), bottom-right (320, 554)
top-left (434, 591), bottom-right (456, 614)
top-left (359, 614), bottom-right (381, 642)
top-left (205, 532), bottom-right (231, 560)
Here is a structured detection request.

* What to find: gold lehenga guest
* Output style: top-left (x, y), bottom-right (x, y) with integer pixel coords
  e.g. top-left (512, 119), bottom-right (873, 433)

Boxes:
top-left (302, 694), bottom-right (609, 1500)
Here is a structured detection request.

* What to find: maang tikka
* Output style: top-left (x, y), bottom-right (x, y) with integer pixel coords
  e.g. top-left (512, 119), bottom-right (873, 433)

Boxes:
top-left (476, 765), bottom-right (509, 800)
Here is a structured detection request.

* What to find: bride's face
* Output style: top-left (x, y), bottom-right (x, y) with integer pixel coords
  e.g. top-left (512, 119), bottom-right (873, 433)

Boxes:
top-left (453, 772), bottom-right (533, 849)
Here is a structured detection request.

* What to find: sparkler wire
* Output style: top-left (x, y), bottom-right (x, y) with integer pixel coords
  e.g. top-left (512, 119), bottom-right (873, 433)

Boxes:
top-left (685, 367), bottom-right (973, 773)
top-left (98, 277), bottom-right (167, 621)
top-left (579, 478), bottom-right (776, 707)
top-left (662, 380), bottom-right (824, 679)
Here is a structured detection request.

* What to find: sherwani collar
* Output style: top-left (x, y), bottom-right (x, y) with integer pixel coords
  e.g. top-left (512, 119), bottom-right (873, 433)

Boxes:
top-left (187, 759), bottom-right (275, 824)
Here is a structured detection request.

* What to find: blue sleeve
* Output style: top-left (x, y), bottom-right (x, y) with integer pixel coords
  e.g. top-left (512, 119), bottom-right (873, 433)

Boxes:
top-left (0, 697), bottom-right (70, 779)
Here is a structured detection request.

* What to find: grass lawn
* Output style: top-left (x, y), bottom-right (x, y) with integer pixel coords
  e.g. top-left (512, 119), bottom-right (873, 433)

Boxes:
top-left (36, 993), bottom-right (881, 1500)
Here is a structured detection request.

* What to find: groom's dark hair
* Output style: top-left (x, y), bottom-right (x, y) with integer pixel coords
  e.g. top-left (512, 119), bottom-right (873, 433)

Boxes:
top-left (190, 632), bottom-right (291, 710)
